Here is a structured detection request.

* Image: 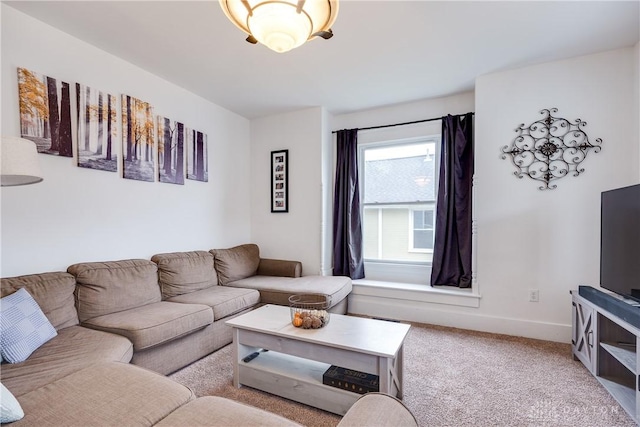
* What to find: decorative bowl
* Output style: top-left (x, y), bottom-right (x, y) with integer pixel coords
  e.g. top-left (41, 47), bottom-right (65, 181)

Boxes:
top-left (289, 293), bottom-right (331, 329)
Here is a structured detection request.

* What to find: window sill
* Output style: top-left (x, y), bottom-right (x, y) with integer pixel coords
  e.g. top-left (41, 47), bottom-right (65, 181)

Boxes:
top-left (351, 279), bottom-right (481, 308)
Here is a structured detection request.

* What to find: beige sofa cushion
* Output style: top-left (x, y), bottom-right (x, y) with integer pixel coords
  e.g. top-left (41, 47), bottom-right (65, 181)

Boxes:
top-left (82, 301), bottom-right (213, 351)
top-left (228, 275), bottom-right (352, 310)
top-left (257, 258), bottom-right (302, 278)
top-left (0, 272), bottom-right (78, 330)
top-left (68, 259), bottom-right (161, 322)
top-left (151, 251), bottom-right (218, 299)
top-left (167, 286), bottom-right (260, 320)
top-left (337, 393), bottom-right (418, 427)
top-left (210, 244), bottom-right (260, 285)
top-left (156, 396), bottom-right (303, 427)
top-left (14, 362), bottom-right (194, 427)
top-left (1, 325), bottom-right (133, 397)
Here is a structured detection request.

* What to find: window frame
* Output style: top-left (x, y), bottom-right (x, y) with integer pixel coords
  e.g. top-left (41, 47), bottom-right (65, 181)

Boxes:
top-left (358, 135), bottom-right (440, 267)
top-left (408, 206), bottom-right (435, 253)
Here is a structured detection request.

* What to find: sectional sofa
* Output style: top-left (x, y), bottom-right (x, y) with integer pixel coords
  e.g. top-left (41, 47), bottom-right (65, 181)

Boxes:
top-left (0, 244), bottom-right (418, 426)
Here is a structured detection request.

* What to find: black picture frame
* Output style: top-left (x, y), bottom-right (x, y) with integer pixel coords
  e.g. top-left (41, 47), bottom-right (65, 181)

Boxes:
top-left (271, 149), bottom-right (288, 213)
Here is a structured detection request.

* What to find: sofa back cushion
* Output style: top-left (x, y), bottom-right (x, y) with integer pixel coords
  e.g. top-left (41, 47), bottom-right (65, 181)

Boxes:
top-left (151, 251), bottom-right (218, 299)
top-left (0, 272), bottom-right (79, 330)
top-left (210, 244), bottom-right (260, 286)
top-left (68, 259), bottom-right (161, 322)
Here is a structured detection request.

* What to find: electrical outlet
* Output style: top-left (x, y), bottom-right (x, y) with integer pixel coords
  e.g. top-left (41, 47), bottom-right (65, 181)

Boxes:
top-left (529, 289), bottom-right (539, 302)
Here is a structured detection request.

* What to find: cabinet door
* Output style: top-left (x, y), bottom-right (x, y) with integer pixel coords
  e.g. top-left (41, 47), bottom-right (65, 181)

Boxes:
top-left (572, 295), bottom-right (597, 374)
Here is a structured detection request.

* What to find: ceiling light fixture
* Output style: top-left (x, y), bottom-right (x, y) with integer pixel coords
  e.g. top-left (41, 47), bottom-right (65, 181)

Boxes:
top-left (219, 0), bottom-right (339, 54)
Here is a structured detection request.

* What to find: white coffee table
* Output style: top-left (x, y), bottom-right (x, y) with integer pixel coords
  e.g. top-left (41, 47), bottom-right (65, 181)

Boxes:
top-left (225, 304), bottom-right (411, 415)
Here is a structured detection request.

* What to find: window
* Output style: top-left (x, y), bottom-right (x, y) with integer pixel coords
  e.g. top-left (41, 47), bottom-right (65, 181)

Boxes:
top-left (411, 209), bottom-right (434, 251)
top-left (359, 137), bottom-right (439, 265)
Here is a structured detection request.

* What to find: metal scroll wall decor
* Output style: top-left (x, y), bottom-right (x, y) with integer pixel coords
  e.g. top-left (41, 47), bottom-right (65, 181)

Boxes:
top-left (500, 108), bottom-right (602, 190)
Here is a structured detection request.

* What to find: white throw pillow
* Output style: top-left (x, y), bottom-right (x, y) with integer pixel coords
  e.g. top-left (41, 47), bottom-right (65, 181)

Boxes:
top-left (0, 383), bottom-right (24, 423)
top-left (0, 288), bottom-right (57, 363)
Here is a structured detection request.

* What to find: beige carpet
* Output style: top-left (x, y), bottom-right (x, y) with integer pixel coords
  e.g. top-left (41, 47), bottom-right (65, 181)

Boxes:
top-left (169, 322), bottom-right (635, 426)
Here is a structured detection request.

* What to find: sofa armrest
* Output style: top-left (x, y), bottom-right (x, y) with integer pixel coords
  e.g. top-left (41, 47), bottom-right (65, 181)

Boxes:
top-left (337, 393), bottom-right (418, 427)
top-left (257, 259), bottom-right (302, 278)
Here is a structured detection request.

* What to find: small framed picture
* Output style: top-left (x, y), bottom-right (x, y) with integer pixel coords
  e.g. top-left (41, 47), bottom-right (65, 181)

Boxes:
top-left (271, 149), bottom-right (288, 213)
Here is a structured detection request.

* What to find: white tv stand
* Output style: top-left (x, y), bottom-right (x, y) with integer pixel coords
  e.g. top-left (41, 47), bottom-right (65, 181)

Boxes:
top-left (572, 287), bottom-right (640, 423)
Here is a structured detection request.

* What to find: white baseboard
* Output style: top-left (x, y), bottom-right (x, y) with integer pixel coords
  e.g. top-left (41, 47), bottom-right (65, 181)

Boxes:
top-left (348, 293), bottom-right (572, 344)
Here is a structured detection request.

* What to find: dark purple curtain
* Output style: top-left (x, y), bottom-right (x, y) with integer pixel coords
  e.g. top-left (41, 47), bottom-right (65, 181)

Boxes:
top-left (332, 129), bottom-right (365, 279)
top-left (431, 113), bottom-right (474, 288)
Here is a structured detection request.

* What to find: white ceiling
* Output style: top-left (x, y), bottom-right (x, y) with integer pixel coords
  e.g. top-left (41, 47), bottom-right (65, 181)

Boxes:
top-left (5, 1), bottom-right (640, 119)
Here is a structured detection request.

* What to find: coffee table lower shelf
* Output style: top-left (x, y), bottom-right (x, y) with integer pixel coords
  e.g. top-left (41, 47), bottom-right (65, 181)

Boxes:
top-left (239, 350), bottom-right (361, 415)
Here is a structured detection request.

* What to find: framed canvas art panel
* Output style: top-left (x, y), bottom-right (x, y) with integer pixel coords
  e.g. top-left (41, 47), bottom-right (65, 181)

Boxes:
top-left (76, 83), bottom-right (118, 172)
top-left (122, 94), bottom-right (155, 182)
top-left (271, 149), bottom-right (288, 213)
top-left (157, 116), bottom-right (185, 185)
top-left (186, 128), bottom-right (208, 182)
top-left (18, 67), bottom-right (73, 157)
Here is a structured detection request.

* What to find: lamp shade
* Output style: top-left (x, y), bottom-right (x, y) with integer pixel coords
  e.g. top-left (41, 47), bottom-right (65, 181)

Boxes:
top-left (219, 0), bottom-right (338, 53)
top-left (1, 136), bottom-right (43, 186)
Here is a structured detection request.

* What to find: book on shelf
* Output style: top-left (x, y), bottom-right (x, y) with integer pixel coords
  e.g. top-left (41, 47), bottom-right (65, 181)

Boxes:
top-left (322, 365), bottom-right (379, 395)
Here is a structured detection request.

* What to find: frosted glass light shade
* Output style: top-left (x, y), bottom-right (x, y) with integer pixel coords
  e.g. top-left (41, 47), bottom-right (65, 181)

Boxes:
top-left (250, 4), bottom-right (312, 53)
top-left (219, 0), bottom-right (338, 53)
top-left (1, 137), bottom-right (43, 186)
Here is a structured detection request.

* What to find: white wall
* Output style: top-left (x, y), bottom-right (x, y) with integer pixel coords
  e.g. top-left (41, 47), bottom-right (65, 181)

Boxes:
top-left (0, 5), bottom-right (252, 277)
top-left (250, 107), bottom-right (326, 275)
top-left (320, 108), bottom-right (333, 276)
top-left (331, 93), bottom-right (475, 140)
top-left (474, 46), bottom-right (638, 341)
top-left (332, 48), bottom-right (639, 343)
top-left (250, 93), bottom-right (474, 278)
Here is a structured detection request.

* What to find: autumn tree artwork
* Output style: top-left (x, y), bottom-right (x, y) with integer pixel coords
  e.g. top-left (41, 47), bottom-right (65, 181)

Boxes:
top-left (122, 95), bottom-right (155, 182)
top-left (157, 117), bottom-right (185, 185)
top-left (186, 128), bottom-right (208, 182)
top-left (76, 84), bottom-right (117, 172)
top-left (18, 67), bottom-right (73, 157)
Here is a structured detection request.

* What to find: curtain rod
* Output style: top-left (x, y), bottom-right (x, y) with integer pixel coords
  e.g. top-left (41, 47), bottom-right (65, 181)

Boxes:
top-left (331, 111), bottom-right (474, 134)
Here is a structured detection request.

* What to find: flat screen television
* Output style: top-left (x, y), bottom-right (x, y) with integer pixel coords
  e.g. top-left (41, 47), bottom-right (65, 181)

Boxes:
top-left (600, 183), bottom-right (640, 302)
